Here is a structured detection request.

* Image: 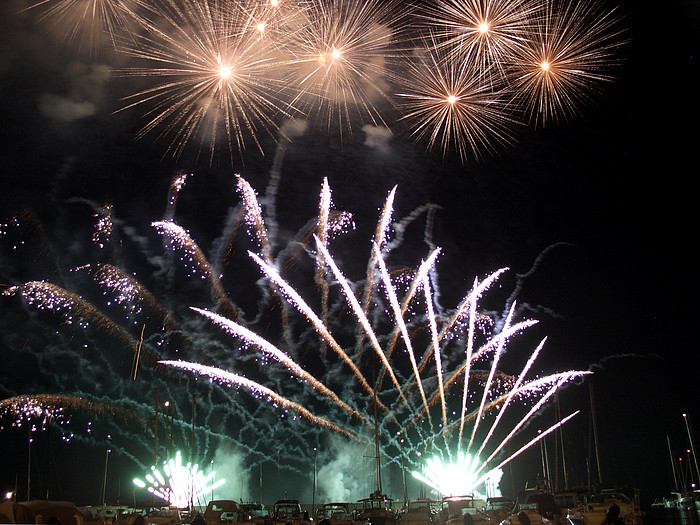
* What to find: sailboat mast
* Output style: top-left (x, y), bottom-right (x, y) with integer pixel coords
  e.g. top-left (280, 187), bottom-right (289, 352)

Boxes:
top-left (589, 383), bottom-right (603, 486)
top-left (374, 382), bottom-right (382, 494)
top-left (683, 413), bottom-right (700, 485)
top-left (667, 435), bottom-right (680, 491)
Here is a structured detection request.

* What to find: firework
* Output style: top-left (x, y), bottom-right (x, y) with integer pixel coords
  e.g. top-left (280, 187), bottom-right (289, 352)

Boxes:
top-left (3, 281), bottom-right (136, 348)
top-left (282, 0), bottom-right (406, 138)
top-left (24, 0), bottom-right (141, 50)
top-left (117, 0), bottom-right (293, 162)
top-left (152, 220), bottom-right (241, 320)
top-left (0, 394), bottom-right (141, 432)
top-left (133, 450), bottom-right (225, 507)
top-left (18, 0), bottom-right (626, 163)
top-left (396, 35), bottom-right (518, 162)
top-left (506, 0), bottom-right (626, 126)
top-left (2, 171), bottom-right (593, 499)
top-left (417, 0), bottom-right (542, 81)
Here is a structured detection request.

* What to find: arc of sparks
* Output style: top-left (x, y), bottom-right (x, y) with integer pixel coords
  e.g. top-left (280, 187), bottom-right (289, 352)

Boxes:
top-left (152, 221), bottom-right (241, 320)
top-left (160, 360), bottom-right (363, 442)
top-left (374, 243), bottom-right (431, 423)
top-left (313, 235), bottom-right (407, 404)
top-left (191, 306), bottom-right (371, 427)
top-left (381, 247), bottom-right (441, 392)
top-left (421, 272), bottom-right (447, 433)
top-left (474, 334), bottom-right (547, 457)
top-left (474, 410), bottom-right (581, 486)
top-left (458, 276), bottom-right (478, 448)
top-left (246, 251), bottom-right (387, 414)
top-left (316, 178), bottom-right (332, 325)
top-left (467, 302), bottom-right (516, 452)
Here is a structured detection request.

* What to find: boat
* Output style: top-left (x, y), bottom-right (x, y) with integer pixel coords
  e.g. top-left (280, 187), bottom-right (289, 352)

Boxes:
top-left (200, 500), bottom-right (242, 525)
top-left (316, 502), bottom-right (368, 525)
top-left (359, 384), bottom-right (398, 525)
top-left (358, 491), bottom-right (398, 525)
top-left (271, 499), bottom-right (311, 525)
top-left (399, 498), bottom-right (435, 525)
top-left (483, 497), bottom-right (514, 523)
top-left (0, 500), bottom-right (100, 525)
top-left (577, 490), bottom-right (641, 525)
top-left (435, 495), bottom-right (490, 525)
top-left (144, 507), bottom-right (184, 525)
top-left (499, 480), bottom-right (561, 525)
top-left (241, 503), bottom-right (273, 525)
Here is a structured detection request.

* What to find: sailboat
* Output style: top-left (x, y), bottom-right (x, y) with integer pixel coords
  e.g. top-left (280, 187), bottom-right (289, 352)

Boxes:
top-left (358, 383), bottom-right (397, 525)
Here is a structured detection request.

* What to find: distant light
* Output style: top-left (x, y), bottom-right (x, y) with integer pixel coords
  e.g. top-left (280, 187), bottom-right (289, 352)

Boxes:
top-left (219, 66), bottom-right (232, 79)
top-left (270, 0), bottom-right (278, 5)
top-left (541, 62), bottom-right (550, 71)
top-left (257, 22), bottom-right (266, 33)
top-left (447, 95), bottom-right (457, 104)
top-left (5, 492), bottom-right (12, 500)
top-left (478, 22), bottom-right (489, 34)
top-left (331, 48), bottom-right (341, 60)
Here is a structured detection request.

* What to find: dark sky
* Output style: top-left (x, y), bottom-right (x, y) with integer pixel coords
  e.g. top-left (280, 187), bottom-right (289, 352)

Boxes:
top-left (1, 0), bottom-right (699, 511)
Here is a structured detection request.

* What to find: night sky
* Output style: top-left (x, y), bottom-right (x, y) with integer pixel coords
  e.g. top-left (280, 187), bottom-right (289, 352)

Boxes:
top-left (1, 0), bottom-right (699, 512)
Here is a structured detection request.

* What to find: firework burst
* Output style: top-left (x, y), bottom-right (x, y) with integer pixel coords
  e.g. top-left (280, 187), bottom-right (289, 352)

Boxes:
top-left (282, 0), bottom-right (406, 138)
top-left (396, 35), bottom-right (518, 162)
top-left (133, 449), bottom-right (226, 507)
top-left (417, 0), bottom-right (542, 82)
top-left (117, 0), bottom-right (294, 162)
top-left (506, 0), bottom-right (626, 126)
top-left (24, 0), bottom-right (142, 50)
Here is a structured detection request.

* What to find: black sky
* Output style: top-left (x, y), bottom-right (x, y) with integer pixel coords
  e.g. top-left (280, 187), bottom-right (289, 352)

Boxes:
top-left (1, 0), bottom-right (699, 510)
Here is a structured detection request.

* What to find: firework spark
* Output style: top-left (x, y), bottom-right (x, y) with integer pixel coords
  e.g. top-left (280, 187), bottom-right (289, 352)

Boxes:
top-left (24, 0), bottom-right (141, 50)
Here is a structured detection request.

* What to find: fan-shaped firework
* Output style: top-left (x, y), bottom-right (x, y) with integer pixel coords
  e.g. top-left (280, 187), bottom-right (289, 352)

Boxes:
top-left (1, 154), bottom-right (588, 499)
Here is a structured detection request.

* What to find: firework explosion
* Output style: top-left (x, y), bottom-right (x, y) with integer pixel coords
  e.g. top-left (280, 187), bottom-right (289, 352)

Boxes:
top-left (133, 450), bottom-right (226, 507)
top-left (1, 153), bottom-right (588, 500)
top-left (20, 0), bottom-right (625, 162)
